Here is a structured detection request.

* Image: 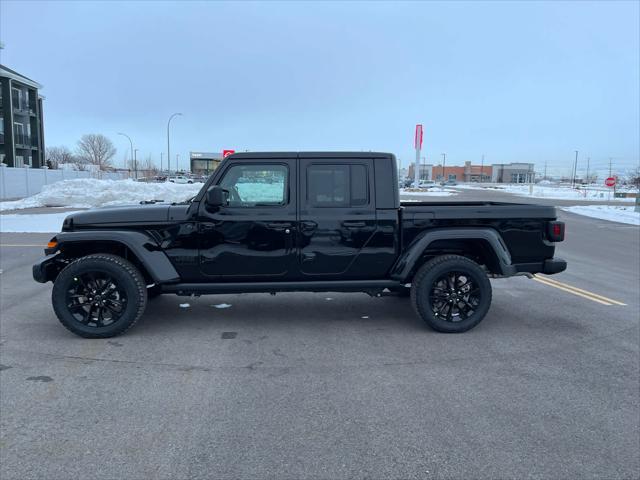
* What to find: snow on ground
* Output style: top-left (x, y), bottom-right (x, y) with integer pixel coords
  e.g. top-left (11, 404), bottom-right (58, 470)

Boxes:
top-left (0, 211), bottom-right (82, 232)
top-left (0, 179), bottom-right (202, 211)
top-left (455, 182), bottom-right (636, 202)
top-left (561, 206), bottom-right (640, 226)
top-left (400, 188), bottom-right (457, 197)
top-left (501, 184), bottom-right (634, 202)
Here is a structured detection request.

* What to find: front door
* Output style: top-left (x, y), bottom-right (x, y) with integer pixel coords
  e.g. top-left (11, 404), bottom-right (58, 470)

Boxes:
top-left (198, 160), bottom-right (297, 279)
top-left (298, 158), bottom-right (378, 278)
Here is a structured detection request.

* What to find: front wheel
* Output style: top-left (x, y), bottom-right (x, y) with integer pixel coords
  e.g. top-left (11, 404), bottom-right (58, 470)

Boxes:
top-left (52, 254), bottom-right (147, 338)
top-left (411, 255), bottom-right (492, 333)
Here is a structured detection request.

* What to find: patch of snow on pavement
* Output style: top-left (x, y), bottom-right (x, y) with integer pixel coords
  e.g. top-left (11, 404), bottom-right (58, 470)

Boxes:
top-left (0, 211), bottom-right (82, 232)
top-left (400, 188), bottom-right (457, 197)
top-left (212, 303), bottom-right (232, 309)
top-left (561, 206), bottom-right (640, 226)
top-left (179, 303), bottom-right (191, 308)
top-left (0, 178), bottom-right (202, 211)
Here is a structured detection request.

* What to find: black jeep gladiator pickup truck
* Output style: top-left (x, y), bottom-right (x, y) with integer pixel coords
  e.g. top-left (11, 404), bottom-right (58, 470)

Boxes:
top-left (33, 152), bottom-right (566, 338)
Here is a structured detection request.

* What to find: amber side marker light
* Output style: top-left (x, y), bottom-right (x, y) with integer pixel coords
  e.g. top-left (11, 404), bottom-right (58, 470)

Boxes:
top-left (47, 241), bottom-right (58, 249)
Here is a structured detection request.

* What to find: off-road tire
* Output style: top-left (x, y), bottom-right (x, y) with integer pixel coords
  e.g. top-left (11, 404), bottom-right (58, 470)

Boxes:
top-left (410, 255), bottom-right (492, 333)
top-left (52, 254), bottom-right (147, 338)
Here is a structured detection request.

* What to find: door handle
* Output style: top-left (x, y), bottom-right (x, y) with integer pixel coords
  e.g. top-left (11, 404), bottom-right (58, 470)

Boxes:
top-left (342, 221), bottom-right (366, 228)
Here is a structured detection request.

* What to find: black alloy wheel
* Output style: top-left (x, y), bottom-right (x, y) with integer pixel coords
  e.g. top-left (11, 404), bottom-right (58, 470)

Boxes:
top-left (411, 255), bottom-right (492, 333)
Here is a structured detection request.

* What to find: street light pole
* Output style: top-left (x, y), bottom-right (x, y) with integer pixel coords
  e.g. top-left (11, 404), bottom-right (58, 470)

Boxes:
top-left (167, 113), bottom-right (182, 176)
top-left (480, 154), bottom-right (484, 183)
top-left (572, 150), bottom-right (578, 187)
top-left (160, 152), bottom-right (163, 173)
top-left (117, 132), bottom-right (133, 175)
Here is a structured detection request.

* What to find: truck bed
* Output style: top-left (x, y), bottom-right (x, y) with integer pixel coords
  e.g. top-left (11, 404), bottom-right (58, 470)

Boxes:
top-left (400, 201), bottom-right (558, 264)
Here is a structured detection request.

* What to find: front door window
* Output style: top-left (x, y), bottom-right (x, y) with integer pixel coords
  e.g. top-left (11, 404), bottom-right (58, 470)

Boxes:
top-left (219, 164), bottom-right (287, 207)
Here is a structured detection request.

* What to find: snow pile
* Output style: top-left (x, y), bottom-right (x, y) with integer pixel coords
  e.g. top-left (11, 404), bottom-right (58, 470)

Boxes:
top-left (501, 184), bottom-right (634, 202)
top-left (0, 211), bottom-right (83, 232)
top-left (561, 206), bottom-right (640, 226)
top-left (0, 179), bottom-right (202, 211)
top-left (236, 183), bottom-right (283, 202)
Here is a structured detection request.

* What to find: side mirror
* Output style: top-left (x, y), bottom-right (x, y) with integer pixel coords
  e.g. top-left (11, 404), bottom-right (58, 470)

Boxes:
top-left (206, 186), bottom-right (228, 207)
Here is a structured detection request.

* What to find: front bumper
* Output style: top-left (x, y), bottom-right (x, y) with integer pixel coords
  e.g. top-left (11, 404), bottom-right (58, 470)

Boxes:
top-left (32, 252), bottom-right (62, 283)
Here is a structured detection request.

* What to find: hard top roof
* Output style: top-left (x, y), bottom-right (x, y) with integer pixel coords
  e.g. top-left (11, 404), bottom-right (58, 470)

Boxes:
top-left (226, 151), bottom-right (394, 160)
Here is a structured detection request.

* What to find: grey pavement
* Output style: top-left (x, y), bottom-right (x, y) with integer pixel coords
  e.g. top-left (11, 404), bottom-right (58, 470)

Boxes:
top-left (0, 189), bottom-right (638, 480)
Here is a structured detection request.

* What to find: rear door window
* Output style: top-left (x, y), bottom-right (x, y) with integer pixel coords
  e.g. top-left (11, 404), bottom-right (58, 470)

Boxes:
top-left (306, 164), bottom-right (369, 207)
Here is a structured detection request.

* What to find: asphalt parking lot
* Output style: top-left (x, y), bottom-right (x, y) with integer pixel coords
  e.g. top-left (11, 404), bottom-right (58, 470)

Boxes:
top-left (1, 189), bottom-right (639, 480)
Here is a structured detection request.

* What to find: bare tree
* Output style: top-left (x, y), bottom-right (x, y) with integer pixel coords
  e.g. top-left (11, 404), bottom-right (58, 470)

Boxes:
top-left (627, 165), bottom-right (640, 189)
top-left (76, 134), bottom-right (116, 170)
top-left (45, 146), bottom-right (76, 169)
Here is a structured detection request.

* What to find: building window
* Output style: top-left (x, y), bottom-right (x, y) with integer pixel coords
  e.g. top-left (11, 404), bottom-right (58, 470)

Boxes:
top-left (448, 174), bottom-right (456, 180)
top-left (15, 155), bottom-right (24, 167)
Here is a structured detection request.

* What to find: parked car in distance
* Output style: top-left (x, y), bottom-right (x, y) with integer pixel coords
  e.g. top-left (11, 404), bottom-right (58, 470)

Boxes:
top-left (168, 175), bottom-right (193, 184)
top-left (419, 180), bottom-right (436, 188)
top-left (33, 151), bottom-right (566, 338)
top-left (441, 179), bottom-right (457, 186)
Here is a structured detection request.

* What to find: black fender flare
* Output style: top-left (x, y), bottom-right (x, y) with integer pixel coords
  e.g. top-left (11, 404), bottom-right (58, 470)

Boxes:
top-left (53, 230), bottom-right (180, 284)
top-left (390, 228), bottom-right (516, 282)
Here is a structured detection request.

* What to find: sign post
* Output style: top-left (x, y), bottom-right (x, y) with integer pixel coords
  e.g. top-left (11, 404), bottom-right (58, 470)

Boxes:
top-left (605, 176), bottom-right (616, 202)
top-left (414, 124), bottom-right (423, 188)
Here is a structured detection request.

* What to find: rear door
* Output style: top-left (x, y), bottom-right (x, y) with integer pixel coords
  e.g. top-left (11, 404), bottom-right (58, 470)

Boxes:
top-left (298, 158), bottom-right (377, 278)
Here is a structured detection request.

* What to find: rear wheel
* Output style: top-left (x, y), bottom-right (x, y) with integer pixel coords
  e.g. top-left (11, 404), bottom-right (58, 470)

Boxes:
top-left (52, 254), bottom-right (147, 338)
top-left (411, 255), bottom-right (492, 333)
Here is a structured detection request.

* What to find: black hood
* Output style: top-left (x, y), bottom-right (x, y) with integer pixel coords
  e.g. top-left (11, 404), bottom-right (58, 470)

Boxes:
top-left (64, 204), bottom-right (173, 228)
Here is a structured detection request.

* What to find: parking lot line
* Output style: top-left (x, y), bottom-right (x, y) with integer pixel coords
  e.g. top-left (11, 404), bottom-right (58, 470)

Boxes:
top-left (532, 274), bottom-right (626, 306)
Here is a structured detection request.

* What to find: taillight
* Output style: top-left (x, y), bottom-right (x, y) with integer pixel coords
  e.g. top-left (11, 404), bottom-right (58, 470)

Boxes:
top-left (547, 221), bottom-right (565, 242)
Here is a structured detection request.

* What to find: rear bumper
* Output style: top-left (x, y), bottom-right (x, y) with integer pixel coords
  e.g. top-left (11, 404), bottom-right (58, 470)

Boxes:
top-left (32, 253), bottom-right (62, 283)
top-left (513, 257), bottom-right (567, 275)
top-left (543, 258), bottom-right (567, 275)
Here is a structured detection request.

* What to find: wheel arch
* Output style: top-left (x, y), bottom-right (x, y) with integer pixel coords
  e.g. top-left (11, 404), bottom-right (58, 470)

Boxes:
top-left (390, 228), bottom-right (516, 282)
top-left (52, 231), bottom-right (180, 285)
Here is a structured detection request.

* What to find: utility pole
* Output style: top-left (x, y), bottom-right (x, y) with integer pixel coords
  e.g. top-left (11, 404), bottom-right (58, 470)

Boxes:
top-left (441, 153), bottom-right (446, 181)
top-left (480, 154), bottom-right (485, 183)
top-left (586, 157), bottom-right (590, 185)
top-left (160, 152), bottom-right (164, 173)
top-left (572, 150), bottom-right (578, 187)
top-left (167, 112), bottom-right (182, 175)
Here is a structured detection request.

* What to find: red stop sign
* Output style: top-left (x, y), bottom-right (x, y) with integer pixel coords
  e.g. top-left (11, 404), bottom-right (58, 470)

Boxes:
top-left (605, 177), bottom-right (616, 187)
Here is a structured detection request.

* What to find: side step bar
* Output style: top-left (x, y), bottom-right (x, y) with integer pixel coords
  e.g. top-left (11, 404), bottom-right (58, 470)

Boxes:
top-left (161, 280), bottom-right (402, 296)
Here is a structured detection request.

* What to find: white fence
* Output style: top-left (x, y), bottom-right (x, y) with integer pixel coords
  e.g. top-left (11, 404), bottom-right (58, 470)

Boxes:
top-left (0, 166), bottom-right (130, 200)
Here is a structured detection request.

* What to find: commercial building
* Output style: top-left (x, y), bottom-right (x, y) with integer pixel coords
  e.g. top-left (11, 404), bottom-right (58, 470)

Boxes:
top-left (0, 64), bottom-right (45, 168)
top-left (491, 163), bottom-right (535, 183)
top-left (190, 151), bottom-right (223, 175)
top-left (407, 163), bottom-right (433, 181)
top-left (432, 161), bottom-right (492, 182)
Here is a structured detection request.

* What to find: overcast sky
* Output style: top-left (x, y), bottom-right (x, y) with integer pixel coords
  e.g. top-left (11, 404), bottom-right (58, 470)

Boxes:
top-left (1, 0), bottom-right (638, 176)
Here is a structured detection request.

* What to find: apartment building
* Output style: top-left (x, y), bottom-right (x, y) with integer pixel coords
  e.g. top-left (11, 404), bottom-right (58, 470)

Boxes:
top-left (0, 64), bottom-right (45, 168)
